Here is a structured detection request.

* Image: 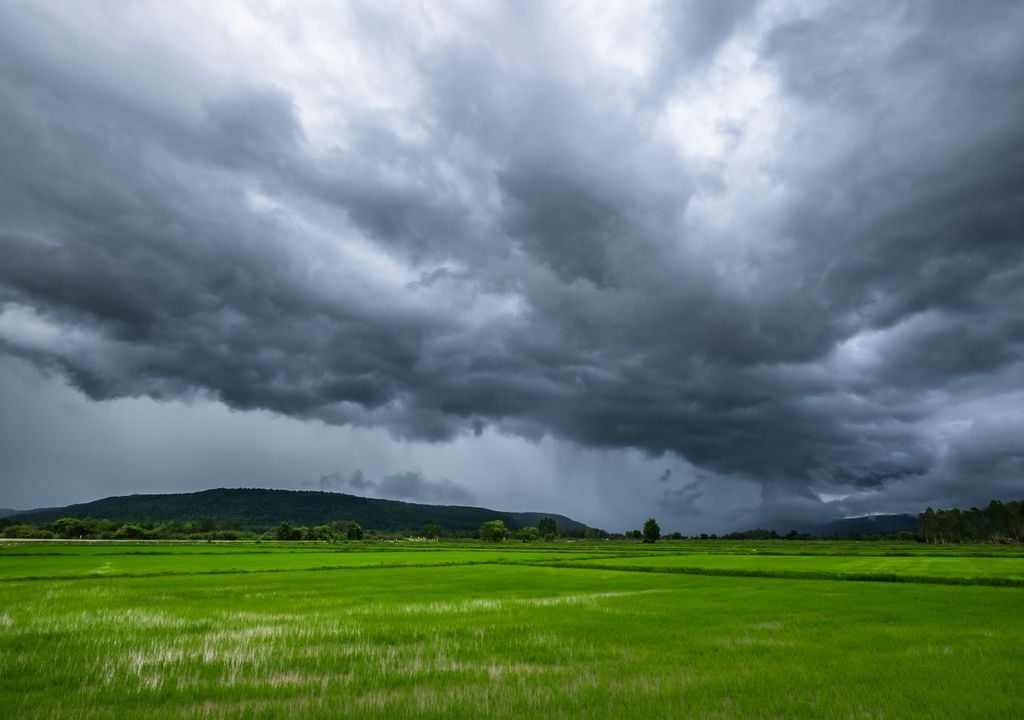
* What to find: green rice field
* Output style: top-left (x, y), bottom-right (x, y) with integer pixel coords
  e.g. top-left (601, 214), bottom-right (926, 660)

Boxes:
top-left (2, 540), bottom-right (1022, 719)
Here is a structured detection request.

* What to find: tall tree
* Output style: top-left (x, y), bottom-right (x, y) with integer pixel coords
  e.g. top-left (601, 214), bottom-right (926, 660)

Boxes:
top-left (642, 517), bottom-right (660, 544)
top-left (538, 517), bottom-right (558, 539)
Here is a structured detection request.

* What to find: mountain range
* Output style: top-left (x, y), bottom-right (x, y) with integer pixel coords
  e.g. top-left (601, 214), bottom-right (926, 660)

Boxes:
top-left (1, 488), bottom-right (588, 533)
top-left (807, 513), bottom-right (917, 536)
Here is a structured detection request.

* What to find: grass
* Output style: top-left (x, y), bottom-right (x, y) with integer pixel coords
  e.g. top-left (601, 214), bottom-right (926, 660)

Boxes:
top-left (1, 540), bottom-right (1022, 719)
top-left (0, 547), bottom-right (598, 581)
top-left (541, 552), bottom-right (1024, 586)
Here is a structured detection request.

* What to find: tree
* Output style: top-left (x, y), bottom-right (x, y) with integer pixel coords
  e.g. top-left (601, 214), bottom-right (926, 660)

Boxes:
top-left (114, 524), bottom-right (149, 540)
top-left (918, 507), bottom-right (937, 543)
top-left (346, 521), bottom-right (364, 540)
top-left (421, 523), bottom-right (442, 539)
top-left (309, 524), bottom-right (334, 541)
top-left (515, 526), bottom-right (540, 542)
top-left (538, 517), bottom-right (558, 539)
top-left (642, 517), bottom-right (660, 543)
top-left (52, 517), bottom-right (92, 539)
top-left (479, 519), bottom-right (507, 542)
top-left (1008, 501), bottom-right (1024, 542)
top-left (275, 521), bottom-right (305, 540)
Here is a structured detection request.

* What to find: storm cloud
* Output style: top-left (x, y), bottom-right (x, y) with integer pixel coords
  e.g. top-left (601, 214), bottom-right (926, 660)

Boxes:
top-left (316, 469), bottom-right (475, 505)
top-left (1, 1), bottom-right (1022, 529)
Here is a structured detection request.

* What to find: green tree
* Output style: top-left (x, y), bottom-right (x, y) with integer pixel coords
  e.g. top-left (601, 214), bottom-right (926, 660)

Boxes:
top-left (1007, 501), bottom-right (1024, 542)
top-left (538, 517), bottom-right (558, 539)
top-left (310, 524), bottom-right (333, 541)
top-left (642, 517), bottom-right (660, 543)
top-left (421, 523), bottom-right (442, 539)
top-left (515, 526), bottom-right (540, 542)
top-left (275, 521), bottom-right (305, 540)
top-left (114, 524), bottom-right (149, 540)
top-left (963, 507), bottom-right (984, 542)
top-left (95, 519), bottom-right (118, 538)
top-left (918, 507), bottom-right (937, 543)
top-left (479, 519), bottom-right (507, 542)
top-left (52, 517), bottom-right (92, 539)
top-left (346, 521), bottom-right (364, 540)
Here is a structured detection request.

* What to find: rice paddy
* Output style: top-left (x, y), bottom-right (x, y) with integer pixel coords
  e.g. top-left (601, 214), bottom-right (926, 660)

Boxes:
top-left (2, 540), bottom-right (1022, 718)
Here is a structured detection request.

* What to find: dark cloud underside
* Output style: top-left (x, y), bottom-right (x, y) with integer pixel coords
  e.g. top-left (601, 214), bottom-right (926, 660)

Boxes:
top-left (1, 1), bottom-right (1022, 521)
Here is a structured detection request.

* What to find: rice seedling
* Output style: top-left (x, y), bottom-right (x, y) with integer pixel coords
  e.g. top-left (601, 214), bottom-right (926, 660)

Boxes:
top-left (1, 542), bottom-right (1021, 719)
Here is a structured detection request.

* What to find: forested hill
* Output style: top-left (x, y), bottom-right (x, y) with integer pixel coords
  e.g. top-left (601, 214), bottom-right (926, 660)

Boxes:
top-left (809, 514), bottom-right (918, 536)
top-left (5, 488), bottom-right (588, 533)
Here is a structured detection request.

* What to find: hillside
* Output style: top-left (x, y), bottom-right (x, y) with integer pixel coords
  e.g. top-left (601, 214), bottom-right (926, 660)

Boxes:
top-left (809, 513), bottom-right (917, 536)
top-left (8, 488), bottom-right (589, 533)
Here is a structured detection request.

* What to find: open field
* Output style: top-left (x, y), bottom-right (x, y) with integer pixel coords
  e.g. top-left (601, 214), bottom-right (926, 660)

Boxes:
top-left (0, 547), bottom-right (593, 581)
top-left (550, 552), bottom-right (1024, 585)
top-left (2, 541), bottom-right (1022, 719)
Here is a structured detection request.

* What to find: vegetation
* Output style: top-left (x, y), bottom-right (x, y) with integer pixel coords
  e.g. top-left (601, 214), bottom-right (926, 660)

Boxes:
top-left (515, 526), bottom-right (540, 542)
top-left (0, 540), bottom-right (1021, 719)
top-left (6, 496), bottom-right (1024, 546)
top-left (642, 517), bottom-right (660, 543)
top-left (538, 516), bottom-right (558, 540)
top-left (557, 552), bottom-right (1024, 587)
top-left (479, 519), bottom-right (508, 542)
top-left (918, 500), bottom-right (1024, 543)
top-left (1, 488), bottom-right (588, 534)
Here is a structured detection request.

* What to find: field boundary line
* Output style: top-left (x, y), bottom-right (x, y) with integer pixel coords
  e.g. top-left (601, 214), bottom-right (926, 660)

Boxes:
top-left (0, 559), bottom-right (509, 583)
top-left (511, 561), bottom-right (1024, 588)
top-left (0, 555), bottom-right (608, 583)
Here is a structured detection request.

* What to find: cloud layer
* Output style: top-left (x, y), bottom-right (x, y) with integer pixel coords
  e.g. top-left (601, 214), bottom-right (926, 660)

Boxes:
top-left (1, 1), bottom-right (1022, 526)
top-left (316, 470), bottom-right (475, 505)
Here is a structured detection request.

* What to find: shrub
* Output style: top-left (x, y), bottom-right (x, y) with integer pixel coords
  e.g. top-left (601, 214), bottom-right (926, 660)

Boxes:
top-left (479, 520), bottom-right (508, 542)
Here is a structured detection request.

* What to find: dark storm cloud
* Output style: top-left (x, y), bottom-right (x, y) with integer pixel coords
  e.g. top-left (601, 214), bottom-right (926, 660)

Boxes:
top-left (657, 479), bottom-right (706, 517)
top-left (1, 1), bottom-right (1022, 522)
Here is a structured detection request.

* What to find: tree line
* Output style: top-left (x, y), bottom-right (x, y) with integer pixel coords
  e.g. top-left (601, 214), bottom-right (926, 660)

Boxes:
top-left (917, 500), bottom-right (1023, 544)
top-left (0, 516), bottom-right (417, 541)
top-left (0, 514), bottom-right (571, 542)
top-left (3, 500), bottom-right (1022, 543)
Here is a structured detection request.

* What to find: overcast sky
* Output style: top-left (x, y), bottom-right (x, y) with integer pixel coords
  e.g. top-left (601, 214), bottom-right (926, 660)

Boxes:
top-left (1, 1), bottom-right (1022, 532)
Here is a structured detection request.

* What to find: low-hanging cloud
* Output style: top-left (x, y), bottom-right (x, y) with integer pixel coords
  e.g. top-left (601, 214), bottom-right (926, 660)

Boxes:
top-left (1, 1), bottom-right (1022, 525)
top-left (315, 469), bottom-right (475, 506)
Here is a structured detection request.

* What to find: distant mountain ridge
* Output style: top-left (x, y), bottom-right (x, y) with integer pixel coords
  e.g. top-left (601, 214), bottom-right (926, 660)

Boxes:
top-left (808, 513), bottom-right (917, 536)
top-left (5, 488), bottom-right (589, 533)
